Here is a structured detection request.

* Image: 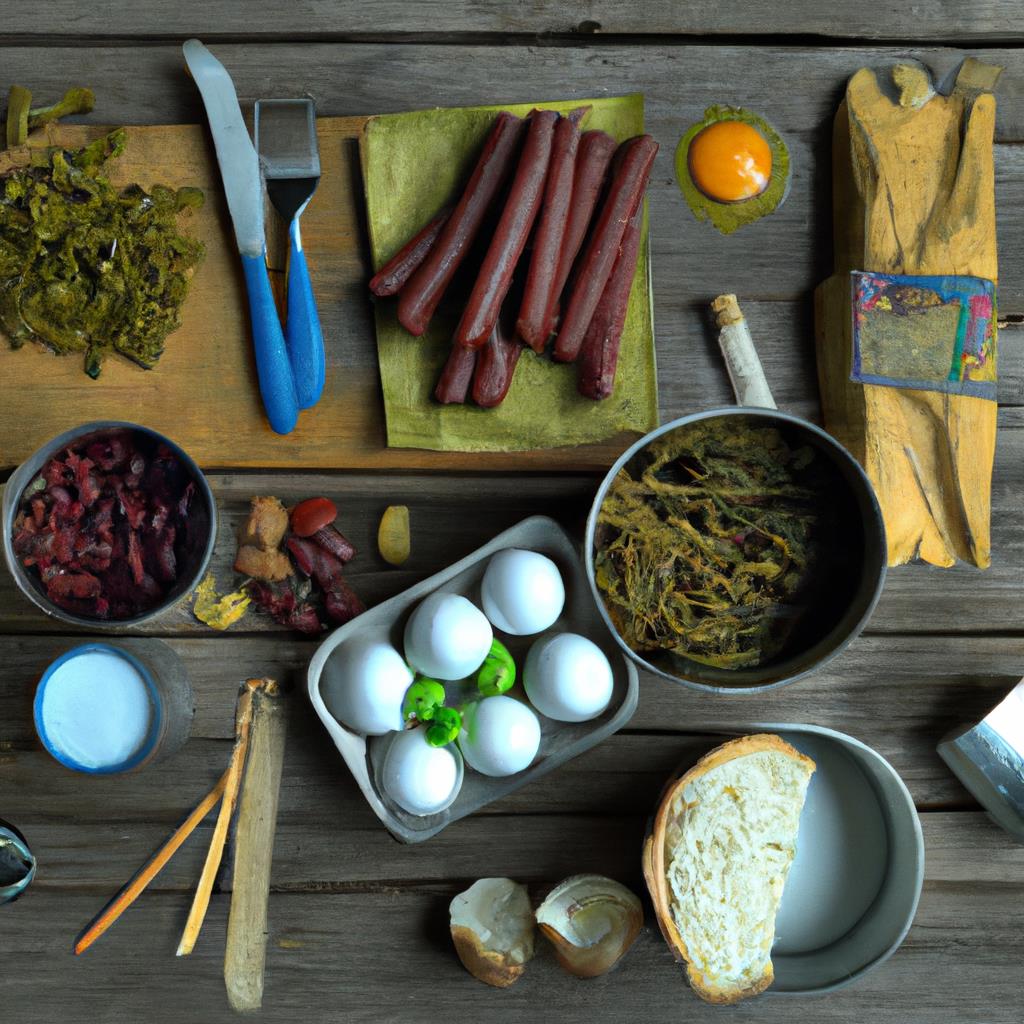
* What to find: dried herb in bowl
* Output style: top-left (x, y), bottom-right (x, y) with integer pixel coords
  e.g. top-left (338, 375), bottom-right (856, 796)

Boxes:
top-left (0, 123), bottom-right (204, 377)
top-left (593, 418), bottom-right (839, 671)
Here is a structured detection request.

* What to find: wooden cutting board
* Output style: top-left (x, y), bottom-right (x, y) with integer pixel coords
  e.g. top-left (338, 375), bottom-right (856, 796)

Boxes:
top-left (0, 120), bottom-right (643, 473)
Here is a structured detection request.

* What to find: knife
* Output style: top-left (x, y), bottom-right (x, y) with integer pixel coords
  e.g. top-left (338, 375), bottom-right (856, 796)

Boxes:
top-left (182, 39), bottom-right (299, 435)
top-left (938, 678), bottom-right (1024, 843)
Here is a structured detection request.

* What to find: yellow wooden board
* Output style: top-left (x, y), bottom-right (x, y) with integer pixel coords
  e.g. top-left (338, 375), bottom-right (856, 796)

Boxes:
top-left (0, 120), bottom-right (646, 473)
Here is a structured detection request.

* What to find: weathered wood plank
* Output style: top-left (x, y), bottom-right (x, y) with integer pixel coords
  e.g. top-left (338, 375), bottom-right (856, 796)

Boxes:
top-left (2, 864), bottom-right (1022, 1023)
top-left (5, 627), bottom-right (1019, 812)
top-left (9, 0), bottom-right (1024, 44)
top-left (6, 445), bottom-right (1024, 636)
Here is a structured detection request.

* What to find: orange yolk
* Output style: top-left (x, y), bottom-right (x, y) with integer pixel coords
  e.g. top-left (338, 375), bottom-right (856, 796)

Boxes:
top-left (688, 121), bottom-right (772, 203)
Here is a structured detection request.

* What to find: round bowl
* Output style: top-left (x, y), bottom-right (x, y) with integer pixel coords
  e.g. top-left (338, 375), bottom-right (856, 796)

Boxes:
top-left (2, 421), bottom-right (217, 628)
top-left (585, 408), bottom-right (887, 693)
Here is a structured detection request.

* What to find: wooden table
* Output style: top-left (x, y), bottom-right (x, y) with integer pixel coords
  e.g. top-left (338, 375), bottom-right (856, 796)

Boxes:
top-left (3, 5), bottom-right (1024, 1021)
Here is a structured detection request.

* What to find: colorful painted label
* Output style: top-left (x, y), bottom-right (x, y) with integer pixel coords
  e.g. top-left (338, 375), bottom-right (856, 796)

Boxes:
top-left (850, 271), bottom-right (997, 400)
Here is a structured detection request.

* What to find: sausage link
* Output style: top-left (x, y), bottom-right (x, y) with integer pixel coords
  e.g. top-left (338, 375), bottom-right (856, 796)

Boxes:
top-left (516, 115), bottom-right (581, 352)
top-left (552, 134), bottom-right (658, 362)
top-left (471, 321), bottom-right (522, 408)
top-left (369, 209), bottom-right (450, 297)
top-left (398, 112), bottom-right (525, 335)
top-left (454, 109), bottom-right (559, 350)
top-left (434, 341), bottom-right (478, 404)
top-left (577, 198), bottom-right (644, 400)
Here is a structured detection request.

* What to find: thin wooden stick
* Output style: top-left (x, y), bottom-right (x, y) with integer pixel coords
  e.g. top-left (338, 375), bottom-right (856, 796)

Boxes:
top-left (73, 770), bottom-right (229, 956)
top-left (224, 679), bottom-right (287, 1011)
top-left (176, 680), bottom-right (258, 957)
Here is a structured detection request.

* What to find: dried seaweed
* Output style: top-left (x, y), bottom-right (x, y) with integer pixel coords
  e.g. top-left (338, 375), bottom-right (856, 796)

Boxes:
top-left (593, 419), bottom-right (831, 670)
top-left (0, 127), bottom-right (204, 377)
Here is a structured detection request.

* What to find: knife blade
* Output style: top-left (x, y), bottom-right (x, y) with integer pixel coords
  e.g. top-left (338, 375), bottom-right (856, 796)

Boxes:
top-left (183, 39), bottom-right (298, 435)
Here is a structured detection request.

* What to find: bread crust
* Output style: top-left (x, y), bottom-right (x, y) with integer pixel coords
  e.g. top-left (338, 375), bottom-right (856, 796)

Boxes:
top-left (642, 733), bottom-right (815, 1005)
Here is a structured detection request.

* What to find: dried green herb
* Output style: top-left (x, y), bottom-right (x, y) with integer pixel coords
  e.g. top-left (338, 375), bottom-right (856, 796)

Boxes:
top-left (0, 126), bottom-right (204, 377)
top-left (594, 419), bottom-right (831, 670)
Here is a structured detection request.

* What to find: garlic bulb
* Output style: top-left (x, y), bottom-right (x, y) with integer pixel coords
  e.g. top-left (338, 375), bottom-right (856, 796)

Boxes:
top-left (449, 878), bottom-right (536, 987)
top-left (535, 874), bottom-right (643, 978)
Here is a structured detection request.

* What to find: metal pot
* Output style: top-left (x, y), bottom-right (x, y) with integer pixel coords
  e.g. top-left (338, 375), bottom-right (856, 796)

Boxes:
top-left (2, 421), bottom-right (217, 629)
top-left (585, 298), bottom-right (887, 693)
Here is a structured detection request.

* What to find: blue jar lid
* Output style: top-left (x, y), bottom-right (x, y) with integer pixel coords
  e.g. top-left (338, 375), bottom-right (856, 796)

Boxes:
top-left (33, 643), bottom-right (163, 774)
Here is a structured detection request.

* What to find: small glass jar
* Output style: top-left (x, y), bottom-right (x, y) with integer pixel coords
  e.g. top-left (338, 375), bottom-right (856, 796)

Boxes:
top-left (34, 640), bottom-right (194, 774)
top-left (0, 820), bottom-right (35, 905)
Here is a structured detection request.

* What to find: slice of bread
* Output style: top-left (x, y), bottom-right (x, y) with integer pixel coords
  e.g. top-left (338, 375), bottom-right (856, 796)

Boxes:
top-left (643, 734), bottom-right (815, 1004)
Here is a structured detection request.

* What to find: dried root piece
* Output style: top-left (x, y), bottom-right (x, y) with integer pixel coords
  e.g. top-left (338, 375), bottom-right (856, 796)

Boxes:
top-left (450, 878), bottom-right (536, 988)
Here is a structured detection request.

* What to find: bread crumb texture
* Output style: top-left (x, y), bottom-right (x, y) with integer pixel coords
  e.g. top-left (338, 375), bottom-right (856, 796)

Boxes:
top-left (665, 746), bottom-right (813, 1000)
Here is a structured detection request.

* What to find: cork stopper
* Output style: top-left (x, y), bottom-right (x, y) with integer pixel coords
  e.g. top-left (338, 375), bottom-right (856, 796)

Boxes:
top-left (711, 293), bottom-right (744, 328)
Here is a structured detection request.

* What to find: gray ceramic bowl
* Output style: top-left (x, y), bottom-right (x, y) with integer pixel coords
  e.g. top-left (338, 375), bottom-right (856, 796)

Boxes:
top-left (2, 421), bottom-right (217, 628)
top-left (650, 724), bottom-right (924, 995)
top-left (586, 409), bottom-right (887, 693)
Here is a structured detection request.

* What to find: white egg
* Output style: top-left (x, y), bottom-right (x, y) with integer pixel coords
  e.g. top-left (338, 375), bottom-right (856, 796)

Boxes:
top-left (524, 633), bottom-right (614, 723)
top-left (459, 696), bottom-right (541, 777)
top-left (404, 592), bottom-right (493, 680)
top-left (320, 638), bottom-right (413, 736)
top-left (481, 549), bottom-right (565, 636)
top-left (381, 727), bottom-right (464, 816)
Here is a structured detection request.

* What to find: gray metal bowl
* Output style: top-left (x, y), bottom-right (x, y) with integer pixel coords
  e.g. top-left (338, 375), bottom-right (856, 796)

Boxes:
top-left (2, 421), bottom-right (217, 628)
top-left (585, 408), bottom-right (887, 693)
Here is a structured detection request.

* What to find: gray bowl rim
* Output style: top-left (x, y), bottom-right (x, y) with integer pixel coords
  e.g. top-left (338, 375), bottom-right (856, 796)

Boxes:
top-left (2, 420), bottom-right (217, 629)
top-left (585, 407), bottom-right (888, 694)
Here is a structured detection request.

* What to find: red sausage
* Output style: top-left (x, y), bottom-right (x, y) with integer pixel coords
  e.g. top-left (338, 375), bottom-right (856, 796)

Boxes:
top-left (398, 112), bottom-right (525, 336)
top-left (577, 198), bottom-right (644, 400)
top-left (369, 209), bottom-right (450, 297)
top-left (454, 109), bottom-right (559, 350)
top-left (471, 321), bottom-right (522, 408)
top-left (542, 130), bottom-right (617, 341)
top-left (434, 341), bottom-right (478, 404)
top-left (517, 115), bottom-right (581, 352)
top-left (553, 134), bottom-right (658, 362)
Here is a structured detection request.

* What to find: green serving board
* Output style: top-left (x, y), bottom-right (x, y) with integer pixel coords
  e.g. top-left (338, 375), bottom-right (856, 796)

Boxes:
top-left (361, 94), bottom-right (659, 453)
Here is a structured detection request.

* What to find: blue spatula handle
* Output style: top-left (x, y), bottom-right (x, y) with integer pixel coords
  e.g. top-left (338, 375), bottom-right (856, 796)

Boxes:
top-left (286, 219), bottom-right (326, 409)
top-left (241, 251), bottom-right (299, 435)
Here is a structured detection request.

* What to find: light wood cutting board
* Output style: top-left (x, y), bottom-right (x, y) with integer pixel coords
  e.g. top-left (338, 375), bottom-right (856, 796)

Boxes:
top-left (0, 120), bottom-right (643, 473)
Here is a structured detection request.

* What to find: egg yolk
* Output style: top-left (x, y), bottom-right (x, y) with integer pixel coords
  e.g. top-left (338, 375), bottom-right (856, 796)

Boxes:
top-left (688, 121), bottom-right (772, 203)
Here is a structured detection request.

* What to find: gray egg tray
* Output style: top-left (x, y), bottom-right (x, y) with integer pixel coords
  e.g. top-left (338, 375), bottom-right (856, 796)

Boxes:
top-left (307, 515), bottom-right (640, 843)
top-left (654, 723), bottom-right (924, 995)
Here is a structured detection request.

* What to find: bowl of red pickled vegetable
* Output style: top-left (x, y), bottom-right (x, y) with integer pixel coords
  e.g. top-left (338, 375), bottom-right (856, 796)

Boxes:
top-left (3, 422), bottom-right (216, 627)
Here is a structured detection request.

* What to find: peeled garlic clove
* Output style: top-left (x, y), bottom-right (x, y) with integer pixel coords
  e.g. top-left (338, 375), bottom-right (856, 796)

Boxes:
top-left (535, 874), bottom-right (643, 978)
top-left (450, 877), bottom-right (536, 988)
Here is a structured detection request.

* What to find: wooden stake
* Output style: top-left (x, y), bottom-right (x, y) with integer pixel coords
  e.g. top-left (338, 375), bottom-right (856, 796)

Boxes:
top-left (224, 679), bottom-right (287, 1012)
top-left (74, 770), bottom-right (229, 956)
top-left (176, 679), bottom-right (261, 957)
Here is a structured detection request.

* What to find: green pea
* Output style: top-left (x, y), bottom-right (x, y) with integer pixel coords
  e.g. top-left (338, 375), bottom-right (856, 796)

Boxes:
top-left (402, 678), bottom-right (446, 724)
top-left (476, 639), bottom-right (516, 697)
top-left (425, 706), bottom-right (462, 747)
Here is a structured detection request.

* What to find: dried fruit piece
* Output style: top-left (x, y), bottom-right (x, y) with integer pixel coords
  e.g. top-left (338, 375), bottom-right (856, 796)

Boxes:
top-left (290, 497), bottom-right (337, 538)
top-left (238, 496), bottom-right (289, 551)
top-left (377, 505), bottom-right (410, 566)
top-left (192, 573), bottom-right (250, 630)
top-left (234, 544), bottom-right (293, 583)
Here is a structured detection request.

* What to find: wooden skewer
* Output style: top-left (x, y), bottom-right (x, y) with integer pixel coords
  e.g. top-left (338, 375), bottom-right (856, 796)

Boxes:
top-left (176, 680), bottom-right (259, 957)
top-left (74, 770), bottom-right (229, 956)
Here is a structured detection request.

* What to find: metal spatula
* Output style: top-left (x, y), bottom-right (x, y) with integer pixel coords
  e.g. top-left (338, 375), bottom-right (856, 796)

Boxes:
top-left (255, 98), bottom-right (325, 410)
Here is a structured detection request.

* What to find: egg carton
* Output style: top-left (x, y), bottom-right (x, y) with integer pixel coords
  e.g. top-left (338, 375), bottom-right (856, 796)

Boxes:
top-left (307, 515), bottom-right (640, 843)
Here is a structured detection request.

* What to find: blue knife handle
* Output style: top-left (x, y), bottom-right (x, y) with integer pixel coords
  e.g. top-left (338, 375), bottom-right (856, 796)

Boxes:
top-left (285, 218), bottom-right (326, 409)
top-left (241, 251), bottom-right (299, 435)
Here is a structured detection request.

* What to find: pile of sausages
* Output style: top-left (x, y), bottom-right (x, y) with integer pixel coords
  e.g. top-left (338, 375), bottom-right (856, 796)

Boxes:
top-left (369, 107), bottom-right (658, 406)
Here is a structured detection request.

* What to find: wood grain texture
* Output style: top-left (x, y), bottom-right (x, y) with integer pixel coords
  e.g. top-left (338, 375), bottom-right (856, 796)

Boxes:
top-left (9, 0), bottom-right (1024, 43)
top-left (0, 44), bottom-right (1023, 474)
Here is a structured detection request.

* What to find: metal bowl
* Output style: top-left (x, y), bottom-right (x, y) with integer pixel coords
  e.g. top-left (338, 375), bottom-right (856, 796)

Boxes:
top-left (2, 421), bottom-right (217, 628)
top-left (585, 408), bottom-right (887, 693)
